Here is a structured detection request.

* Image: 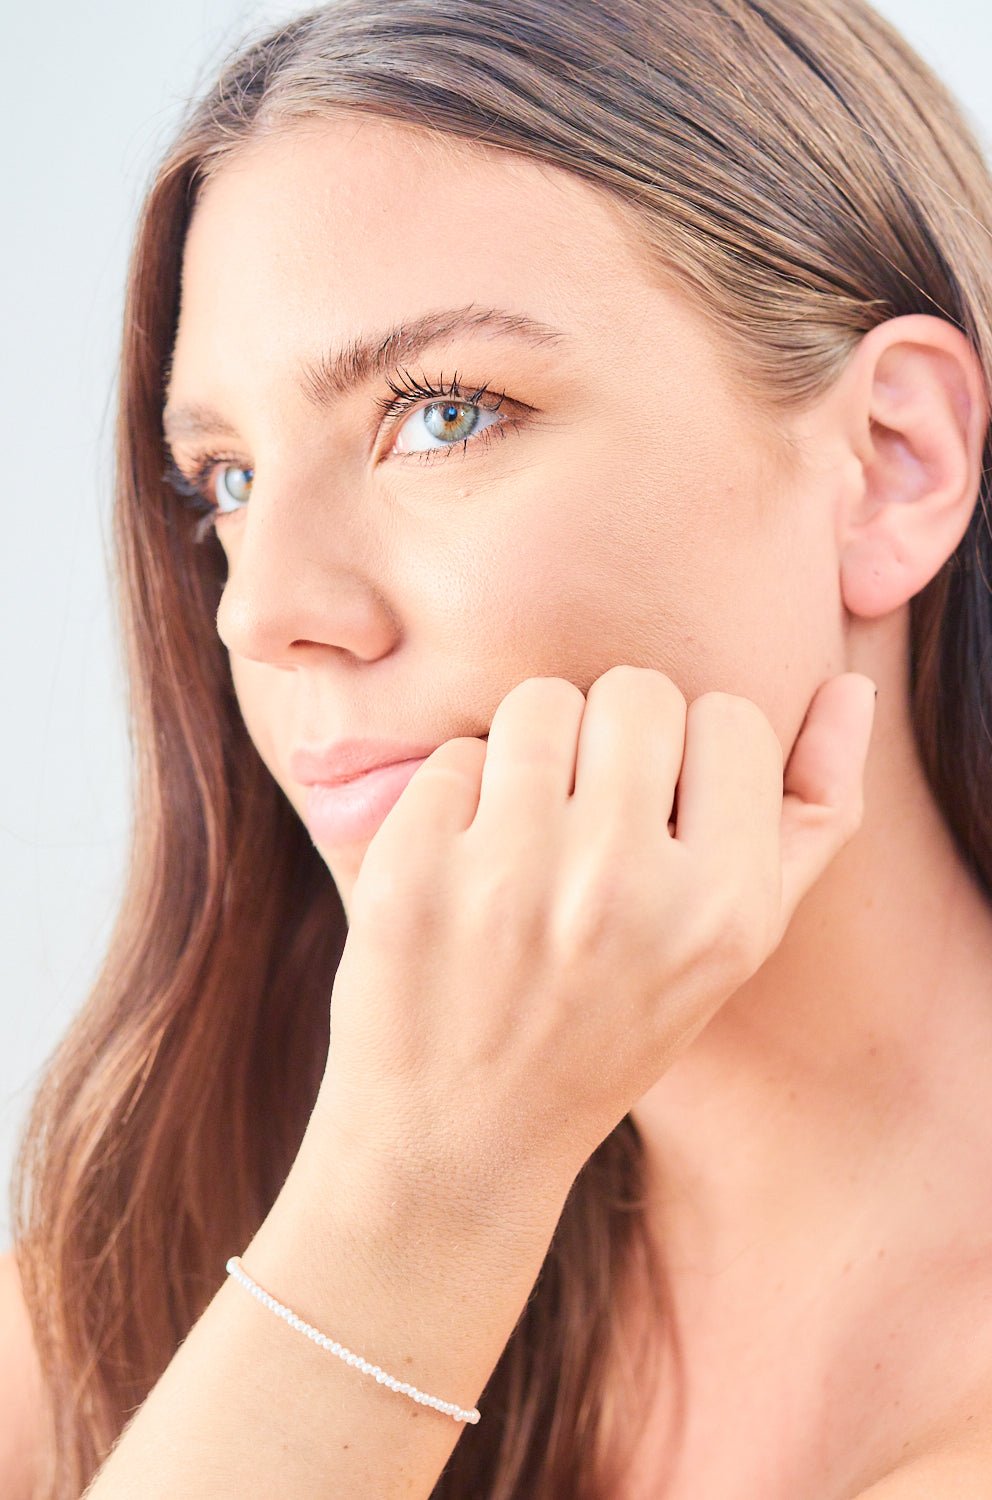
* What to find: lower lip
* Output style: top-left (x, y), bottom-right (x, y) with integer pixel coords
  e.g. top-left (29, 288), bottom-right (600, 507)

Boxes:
top-left (303, 757), bottom-right (431, 846)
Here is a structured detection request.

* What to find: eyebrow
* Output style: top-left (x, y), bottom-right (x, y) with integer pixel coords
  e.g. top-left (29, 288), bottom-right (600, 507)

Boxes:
top-left (161, 304), bottom-right (569, 444)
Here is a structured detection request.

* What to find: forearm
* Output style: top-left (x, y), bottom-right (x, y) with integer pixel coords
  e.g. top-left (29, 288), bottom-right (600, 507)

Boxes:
top-left (84, 1134), bottom-right (572, 1498)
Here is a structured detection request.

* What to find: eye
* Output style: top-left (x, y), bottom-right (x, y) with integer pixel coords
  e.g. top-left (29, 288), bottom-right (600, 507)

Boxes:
top-left (213, 464), bottom-right (253, 511)
top-left (390, 396), bottom-right (505, 458)
top-left (161, 371), bottom-right (526, 543)
top-left (161, 452), bottom-right (254, 541)
top-left (372, 369), bottom-right (523, 467)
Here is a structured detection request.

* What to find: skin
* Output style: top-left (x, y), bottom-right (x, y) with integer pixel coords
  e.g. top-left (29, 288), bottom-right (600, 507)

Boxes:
top-left (164, 115), bottom-right (992, 1490)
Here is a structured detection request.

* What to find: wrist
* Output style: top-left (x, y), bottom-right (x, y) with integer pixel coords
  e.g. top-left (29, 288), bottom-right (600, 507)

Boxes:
top-left (270, 1103), bottom-right (572, 1287)
top-left (237, 1117), bottom-right (573, 1415)
top-left (295, 1091), bottom-right (576, 1237)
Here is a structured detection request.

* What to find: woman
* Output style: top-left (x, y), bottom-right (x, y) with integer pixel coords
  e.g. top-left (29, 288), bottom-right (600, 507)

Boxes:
top-left (6, 0), bottom-right (992, 1495)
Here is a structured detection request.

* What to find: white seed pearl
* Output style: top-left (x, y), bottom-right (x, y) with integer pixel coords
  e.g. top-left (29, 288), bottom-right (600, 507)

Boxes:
top-left (224, 1255), bottom-right (481, 1425)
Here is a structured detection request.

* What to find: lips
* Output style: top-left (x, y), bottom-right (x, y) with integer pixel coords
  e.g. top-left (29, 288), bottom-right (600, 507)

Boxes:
top-left (289, 738), bottom-right (442, 786)
top-left (302, 756), bottom-right (432, 845)
top-left (291, 729), bottom-right (490, 787)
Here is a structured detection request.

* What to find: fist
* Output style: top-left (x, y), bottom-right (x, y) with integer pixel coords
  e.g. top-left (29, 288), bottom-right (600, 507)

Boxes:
top-left (315, 667), bottom-right (877, 1198)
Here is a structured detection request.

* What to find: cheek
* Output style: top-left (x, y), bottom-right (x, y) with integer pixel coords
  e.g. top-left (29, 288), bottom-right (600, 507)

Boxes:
top-left (418, 448), bottom-right (711, 687)
top-left (491, 437), bottom-right (843, 739)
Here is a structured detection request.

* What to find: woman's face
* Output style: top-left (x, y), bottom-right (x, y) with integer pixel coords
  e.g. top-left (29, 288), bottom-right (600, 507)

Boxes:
top-left (165, 115), bottom-right (846, 911)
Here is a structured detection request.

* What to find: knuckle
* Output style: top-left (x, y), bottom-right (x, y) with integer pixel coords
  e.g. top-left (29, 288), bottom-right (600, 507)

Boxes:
top-left (552, 854), bottom-right (635, 959)
top-left (427, 736), bottom-right (488, 769)
top-left (462, 857), bottom-right (549, 963)
top-left (500, 675), bottom-right (586, 716)
top-left (467, 857), bottom-right (529, 924)
top-left (692, 689), bottom-right (753, 714)
top-left (710, 886), bottom-right (769, 977)
top-left (692, 692), bottom-right (782, 759)
top-left (596, 663), bottom-right (664, 688)
top-left (590, 664), bottom-right (688, 711)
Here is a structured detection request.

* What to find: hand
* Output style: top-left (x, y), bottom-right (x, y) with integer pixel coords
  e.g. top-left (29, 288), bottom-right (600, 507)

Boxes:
top-left (313, 667), bottom-right (878, 1202)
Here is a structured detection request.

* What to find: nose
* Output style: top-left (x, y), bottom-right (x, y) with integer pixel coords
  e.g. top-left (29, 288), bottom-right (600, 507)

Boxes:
top-left (213, 486), bottom-right (399, 668)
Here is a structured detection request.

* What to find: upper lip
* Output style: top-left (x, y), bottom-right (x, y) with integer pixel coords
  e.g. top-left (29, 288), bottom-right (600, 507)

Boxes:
top-left (290, 738), bottom-right (443, 786)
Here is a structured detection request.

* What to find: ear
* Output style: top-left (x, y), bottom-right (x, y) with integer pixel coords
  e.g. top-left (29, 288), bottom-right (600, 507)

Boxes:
top-left (832, 314), bottom-right (989, 619)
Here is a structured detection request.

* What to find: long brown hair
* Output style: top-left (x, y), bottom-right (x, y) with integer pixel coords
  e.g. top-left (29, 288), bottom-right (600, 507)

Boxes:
top-left (10, 2), bottom-right (992, 1495)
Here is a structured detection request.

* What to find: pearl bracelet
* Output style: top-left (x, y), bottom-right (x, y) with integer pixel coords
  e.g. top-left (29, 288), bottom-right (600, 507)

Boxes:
top-left (225, 1255), bottom-right (481, 1424)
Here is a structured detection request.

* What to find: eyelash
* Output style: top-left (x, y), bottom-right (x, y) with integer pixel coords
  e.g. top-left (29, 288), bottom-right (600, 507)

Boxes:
top-left (161, 369), bottom-right (519, 543)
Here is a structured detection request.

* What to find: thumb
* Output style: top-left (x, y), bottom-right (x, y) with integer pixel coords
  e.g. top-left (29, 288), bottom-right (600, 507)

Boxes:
top-left (776, 672), bottom-right (878, 937)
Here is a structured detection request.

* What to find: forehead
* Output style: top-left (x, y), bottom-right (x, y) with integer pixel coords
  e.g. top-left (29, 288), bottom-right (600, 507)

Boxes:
top-left (170, 114), bottom-right (659, 376)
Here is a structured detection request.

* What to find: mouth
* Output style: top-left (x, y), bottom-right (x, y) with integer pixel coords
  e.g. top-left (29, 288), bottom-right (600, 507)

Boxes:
top-left (302, 755), bottom-right (433, 846)
top-left (300, 731), bottom-right (492, 846)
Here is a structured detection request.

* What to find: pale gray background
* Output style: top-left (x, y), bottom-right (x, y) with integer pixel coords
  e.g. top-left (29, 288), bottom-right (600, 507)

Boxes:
top-left (1, 1), bottom-right (989, 1254)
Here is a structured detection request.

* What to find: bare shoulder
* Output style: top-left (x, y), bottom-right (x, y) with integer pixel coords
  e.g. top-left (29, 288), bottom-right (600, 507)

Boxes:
top-left (850, 1377), bottom-right (992, 1499)
top-left (0, 1249), bottom-right (46, 1499)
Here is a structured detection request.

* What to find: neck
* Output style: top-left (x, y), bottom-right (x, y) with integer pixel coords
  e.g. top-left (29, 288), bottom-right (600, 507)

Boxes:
top-left (630, 676), bottom-right (992, 1303)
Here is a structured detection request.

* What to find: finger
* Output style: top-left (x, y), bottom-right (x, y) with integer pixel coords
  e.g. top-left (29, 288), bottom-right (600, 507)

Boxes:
top-left (568, 666), bottom-right (686, 840)
top-left (364, 737), bottom-right (489, 864)
top-left (366, 676), bottom-right (585, 869)
top-left (469, 676), bottom-right (587, 837)
top-left (777, 672), bottom-right (877, 936)
top-left (671, 692), bottom-right (785, 905)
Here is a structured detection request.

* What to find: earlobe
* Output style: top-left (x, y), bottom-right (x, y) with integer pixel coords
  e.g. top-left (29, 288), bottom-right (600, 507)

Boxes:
top-left (837, 314), bottom-right (989, 620)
